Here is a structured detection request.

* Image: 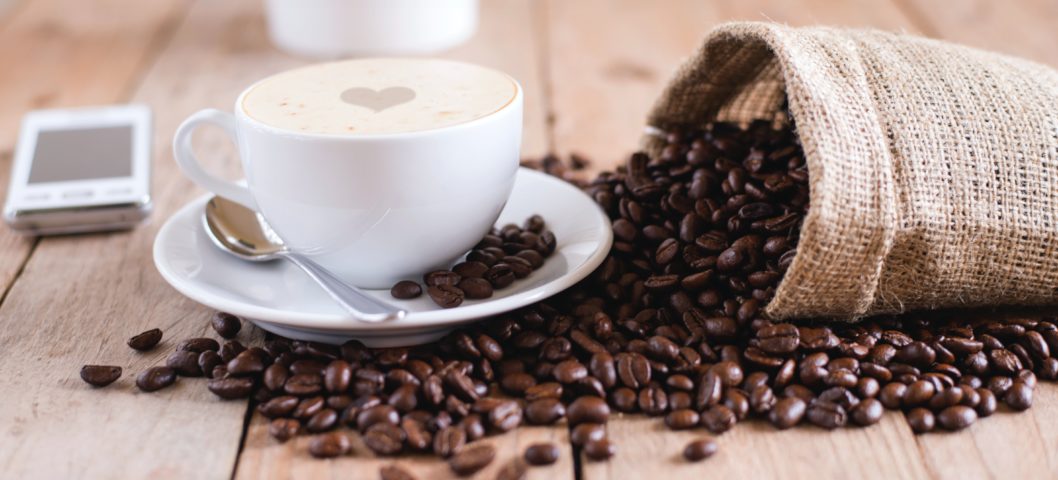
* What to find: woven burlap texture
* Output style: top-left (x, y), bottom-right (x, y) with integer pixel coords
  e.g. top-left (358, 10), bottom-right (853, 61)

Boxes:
top-left (644, 22), bottom-right (1058, 321)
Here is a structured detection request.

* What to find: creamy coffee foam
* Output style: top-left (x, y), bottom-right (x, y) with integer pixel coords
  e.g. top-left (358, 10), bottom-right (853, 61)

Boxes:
top-left (242, 58), bottom-right (517, 135)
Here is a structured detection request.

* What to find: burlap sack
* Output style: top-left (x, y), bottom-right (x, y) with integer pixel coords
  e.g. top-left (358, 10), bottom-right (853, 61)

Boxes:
top-left (644, 22), bottom-right (1058, 321)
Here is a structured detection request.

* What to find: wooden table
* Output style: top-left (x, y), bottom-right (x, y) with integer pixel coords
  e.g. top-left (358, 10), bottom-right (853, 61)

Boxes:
top-left (1, 0), bottom-right (1056, 478)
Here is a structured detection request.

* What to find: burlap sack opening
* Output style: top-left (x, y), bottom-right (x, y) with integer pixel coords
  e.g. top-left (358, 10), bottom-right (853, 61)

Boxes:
top-left (644, 22), bottom-right (1058, 321)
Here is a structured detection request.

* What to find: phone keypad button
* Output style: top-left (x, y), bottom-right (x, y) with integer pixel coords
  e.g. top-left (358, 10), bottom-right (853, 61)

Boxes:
top-left (62, 190), bottom-right (93, 199)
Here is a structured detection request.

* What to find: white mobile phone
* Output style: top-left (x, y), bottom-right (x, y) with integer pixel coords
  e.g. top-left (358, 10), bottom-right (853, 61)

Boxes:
top-left (3, 105), bottom-right (152, 235)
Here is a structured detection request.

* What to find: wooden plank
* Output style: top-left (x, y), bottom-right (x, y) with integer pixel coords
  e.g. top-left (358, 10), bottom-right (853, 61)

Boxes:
top-left (231, 0), bottom-right (570, 478)
top-left (588, 413), bottom-right (931, 479)
top-left (237, 416), bottom-right (574, 480)
top-left (896, 0), bottom-right (1058, 67)
top-left (0, 0), bottom-right (186, 312)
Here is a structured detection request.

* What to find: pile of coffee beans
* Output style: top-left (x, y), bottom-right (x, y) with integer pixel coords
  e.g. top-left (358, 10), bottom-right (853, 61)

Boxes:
top-left (390, 215), bottom-right (558, 308)
top-left (82, 121), bottom-right (1058, 475)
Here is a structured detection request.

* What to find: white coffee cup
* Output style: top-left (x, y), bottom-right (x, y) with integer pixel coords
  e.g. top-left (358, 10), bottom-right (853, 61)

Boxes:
top-left (264, 0), bottom-right (479, 58)
top-left (173, 58), bottom-right (522, 288)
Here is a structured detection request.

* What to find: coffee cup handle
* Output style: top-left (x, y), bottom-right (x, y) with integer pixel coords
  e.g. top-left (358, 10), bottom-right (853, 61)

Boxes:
top-left (173, 109), bottom-right (258, 210)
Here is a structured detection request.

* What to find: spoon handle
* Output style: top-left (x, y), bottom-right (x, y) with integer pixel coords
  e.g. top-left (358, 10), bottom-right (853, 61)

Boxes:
top-left (280, 252), bottom-right (406, 323)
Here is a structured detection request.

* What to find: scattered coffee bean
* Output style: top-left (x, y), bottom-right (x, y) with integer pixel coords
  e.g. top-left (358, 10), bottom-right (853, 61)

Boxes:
top-left (211, 312), bottom-right (242, 339)
top-left (207, 376), bottom-right (254, 399)
top-left (524, 442), bottom-right (560, 465)
top-left (448, 444), bottom-right (495, 476)
top-left (937, 405), bottom-right (977, 431)
top-left (391, 280), bottom-right (424, 299)
top-left (851, 398), bottom-right (884, 426)
top-left (268, 418), bottom-right (300, 442)
top-left (495, 458), bottom-right (529, 480)
top-left (127, 328), bottom-right (163, 351)
top-left (683, 437), bottom-right (719, 462)
top-left (567, 396), bottom-right (609, 425)
top-left (1004, 381), bottom-right (1033, 410)
top-left (571, 423), bottom-right (607, 446)
top-left (167, 350), bottom-right (203, 377)
top-left (80, 365), bottom-right (122, 387)
top-left (428, 285), bottom-right (465, 309)
top-left (364, 422), bottom-right (405, 455)
top-left (907, 408), bottom-right (935, 434)
top-left (178, 337), bottom-right (220, 353)
top-left (136, 366), bottom-right (177, 392)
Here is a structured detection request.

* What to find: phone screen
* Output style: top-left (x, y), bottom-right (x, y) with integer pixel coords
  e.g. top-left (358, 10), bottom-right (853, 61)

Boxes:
top-left (27, 125), bottom-right (133, 184)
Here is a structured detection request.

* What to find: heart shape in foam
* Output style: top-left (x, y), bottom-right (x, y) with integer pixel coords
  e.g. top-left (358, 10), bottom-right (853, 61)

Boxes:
top-left (339, 86), bottom-right (417, 112)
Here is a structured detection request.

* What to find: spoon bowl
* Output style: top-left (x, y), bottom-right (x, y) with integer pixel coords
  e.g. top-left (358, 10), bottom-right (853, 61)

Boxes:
top-left (203, 196), bottom-right (405, 323)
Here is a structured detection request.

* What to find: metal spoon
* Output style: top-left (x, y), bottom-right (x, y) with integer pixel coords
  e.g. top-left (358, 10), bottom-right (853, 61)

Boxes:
top-left (202, 196), bottom-right (406, 323)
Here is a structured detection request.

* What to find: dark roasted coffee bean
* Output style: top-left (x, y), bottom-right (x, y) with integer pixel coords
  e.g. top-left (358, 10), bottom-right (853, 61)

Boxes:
top-left (571, 423), bottom-right (607, 446)
top-left (683, 437), bottom-right (719, 462)
top-left (323, 360), bottom-right (352, 393)
top-left (424, 270), bottom-right (461, 287)
top-left (207, 376), bottom-right (254, 399)
top-left (227, 350), bottom-right (265, 376)
top-left (268, 418), bottom-right (300, 442)
top-left (166, 350), bottom-right (202, 377)
top-left (524, 442), bottom-right (560, 465)
top-left (851, 398), bottom-right (884, 426)
top-left (757, 323), bottom-right (799, 354)
top-left (903, 380), bottom-right (935, 407)
top-left (380, 464), bottom-right (417, 480)
top-left (1004, 381), bottom-right (1033, 410)
top-left (391, 280), bottom-right (423, 299)
top-left (211, 312), bottom-right (242, 339)
top-left (568, 396), bottom-right (609, 425)
top-left (879, 382), bottom-right (907, 409)
top-left (306, 408), bottom-right (338, 432)
top-left (448, 444), bottom-right (495, 476)
top-left (428, 285), bottom-right (465, 308)
top-left (495, 459), bottom-right (529, 480)
top-left (434, 425), bottom-right (466, 458)
top-left (749, 385), bottom-right (776, 414)
top-left (292, 396), bottom-right (324, 419)
top-left (723, 389), bottom-right (750, 420)
top-left (611, 387), bottom-right (638, 412)
top-left (665, 408), bottom-right (700, 430)
top-left (199, 351), bottom-right (223, 379)
top-left (937, 405), bottom-right (977, 431)
top-left (309, 432), bottom-right (350, 458)
top-left (701, 405), bottom-right (736, 434)
top-left (364, 422), bottom-right (405, 455)
top-left (453, 261), bottom-right (490, 278)
top-left (136, 366), bottom-right (177, 392)
top-left (80, 365), bottom-right (122, 387)
top-left (907, 407), bottom-right (935, 434)
top-left (357, 404), bottom-right (400, 432)
top-left (525, 398), bottom-right (565, 425)
top-left (488, 400), bottom-right (523, 432)
top-left (769, 397), bottom-right (806, 429)
top-left (553, 359), bottom-right (588, 384)
top-left (589, 352), bottom-right (617, 389)
top-left (402, 418), bottom-right (432, 451)
top-left (806, 400), bottom-right (847, 429)
top-left (485, 264), bottom-right (516, 288)
top-left (583, 439), bottom-right (616, 461)
top-left (524, 382), bottom-right (562, 401)
top-left (976, 388), bottom-right (997, 417)
top-left (178, 337), bottom-right (220, 353)
top-left (127, 328), bottom-right (163, 351)
top-left (458, 277), bottom-right (494, 299)
top-left (259, 395), bottom-right (299, 418)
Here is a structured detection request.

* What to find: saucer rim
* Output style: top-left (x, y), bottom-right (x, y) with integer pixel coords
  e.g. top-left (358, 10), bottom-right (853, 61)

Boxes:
top-left (152, 167), bottom-right (612, 332)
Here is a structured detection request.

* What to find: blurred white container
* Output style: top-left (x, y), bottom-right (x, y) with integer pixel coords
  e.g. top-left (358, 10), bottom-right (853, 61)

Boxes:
top-left (264, 0), bottom-right (479, 58)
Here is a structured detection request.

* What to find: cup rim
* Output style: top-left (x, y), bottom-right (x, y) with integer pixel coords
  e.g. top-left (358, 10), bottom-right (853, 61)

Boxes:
top-left (234, 58), bottom-right (523, 141)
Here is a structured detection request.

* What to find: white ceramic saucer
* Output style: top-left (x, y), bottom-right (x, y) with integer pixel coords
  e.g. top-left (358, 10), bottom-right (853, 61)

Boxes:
top-left (153, 168), bottom-right (612, 347)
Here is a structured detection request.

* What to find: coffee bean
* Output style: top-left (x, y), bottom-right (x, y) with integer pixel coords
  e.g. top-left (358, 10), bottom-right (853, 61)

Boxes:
top-left (364, 422), bottom-right (405, 455)
top-left (524, 382), bottom-right (563, 401)
top-left (976, 388), bottom-right (998, 417)
top-left (907, 408), bottom-right (935, 434)
top-left (136, 366), bottom-right (176, 392)
top-left (227, 350), bottom-right (266, 376)
top-left (428, 285), bottom-right (465, 309)
top-left (259, 396), bottom-right (298, 418)
top-left (308, 432), bottom-right (350, 458)
top-left (1004, 381), bottom-right (1033, 410)
top-left (434, 426), bottom-right (466, 458)
top-left (683, 437), bottom-right (719, 462)
top-left (207, 376), bottom-right (254, 399)
top-left (583, 439), bottom-right (616, 461)
top-left (879, 382), bottom-right (907, 409)
top-left (166, 350), bottom-right (202, 377)
top-left (701, 405), bottom-right (737, 434)
top-left (937, 405), bottom-right (977, 431)
top-left (571, 422), bottom-right (607, 446)
top-left (357, 404), bottom-right (400, 432)
top-left (525, 398), bottom-right (565, 425)
top-left (380, 464), bottom-right (417, 480)
top-left (211, 312), bottom-right (242, 339)
top-left (495, 459), bottom-right (529, 480)
top-left (769, 397), bottom-right (806, 429)
top-left (458, 277), bottom-right (494, 299)
top-left (178, 337), bottom-right (220, 353)
top-left (127, 328), bottom-right (163, 351)
top-left (851, 398), bottom-right (884, 426)
top-left (448, 444), bottom-right (495, 476)
top-left (80, 365), bottom-right (122, 387)
top-left (199, 351), bottom-right (223, 379)
top-left (524, 442), bottom-right (560, 465)
top-left (306, 408), bottom-right (338, 432)
top-left (567, 396), bottom-right (609, 425)
top-left (757, 323), bottom-right (799, 354)
top-left (390, 280), bottom-right (423, 299)
top-left (485, 264), bottom-right (515, 289)
top-left (665, 408), bottom-right (700, 430)
top-left (903, 380), bottom-right (935, 407)
top-left (268, 418), bottom-right (300, 442)
top-left (424, 270), bottom-right (461, 287)
top-left (553, 359), bottom-right (588, 384)
top-left (806, 400), bottom-right (847, 429)
top-left (323, 360), bottom-right (352, 393)
top-left (488, 400), bottom-right (523, 432)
